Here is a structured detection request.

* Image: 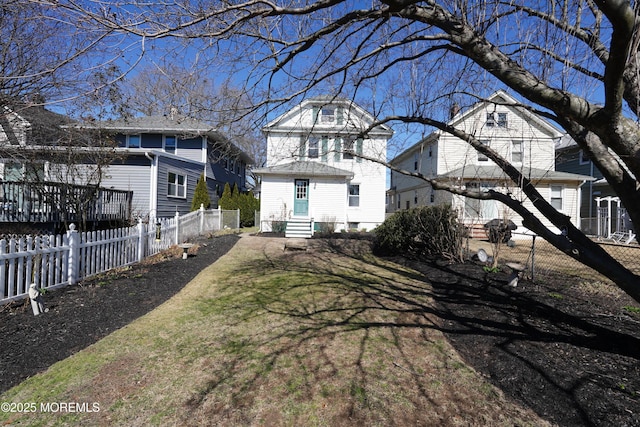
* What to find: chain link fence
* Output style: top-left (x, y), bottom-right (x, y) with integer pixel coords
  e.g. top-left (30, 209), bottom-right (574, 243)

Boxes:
top-left (466, 232), bottom-right (640, 285)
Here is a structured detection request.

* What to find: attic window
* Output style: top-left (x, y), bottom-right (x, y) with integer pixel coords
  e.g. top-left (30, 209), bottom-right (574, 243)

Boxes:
top-left (321, 107), bottom-right (335, 123)
top-left (486, 112), bottom-right (507, 128)
top-left (497, 113), bottom-right (507, 127)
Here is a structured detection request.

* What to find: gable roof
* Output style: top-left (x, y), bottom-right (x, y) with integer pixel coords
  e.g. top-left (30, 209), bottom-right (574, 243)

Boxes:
top-left (253, 161), bottom-right (354, 179)
top-left (1, 98), bottom-right (72, 145)
top-left (263, 96), bottom-right (393, 137)
top-left (448, 90), bottom-right (563, 138)
top-left (391, 90), bottom-right (563, 163)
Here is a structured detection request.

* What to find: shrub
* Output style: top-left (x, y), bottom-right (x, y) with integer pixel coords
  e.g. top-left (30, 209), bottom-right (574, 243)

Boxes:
top-left (219, 183), bottom-right (259, 227)
top-left (219, 183), bottom-right (233, 209)
top-left (191, 174), bottom-right (211, 211)
top-left (373, 204), bottom-right (463, 261)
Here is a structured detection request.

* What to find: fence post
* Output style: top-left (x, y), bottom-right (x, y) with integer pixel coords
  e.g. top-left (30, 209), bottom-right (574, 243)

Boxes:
top-left (531, 235), bottom-right (536, 282)
top-left (175, 211), bottom-right (180, 243)
top-left (67, 224), bottom-right (80, 285)
top-left (200, 203), bottom-right (205, 234)
top-left (218, 206), bottom-right (222, 230)
top-left (137, 218), bottom-right (145, 262)
top-left (236, 209), bottom-right (240, 229)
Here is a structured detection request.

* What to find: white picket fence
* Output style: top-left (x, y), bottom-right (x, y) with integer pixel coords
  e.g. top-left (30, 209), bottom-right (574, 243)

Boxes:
top-left (0, 207), bottom-right (240, 305)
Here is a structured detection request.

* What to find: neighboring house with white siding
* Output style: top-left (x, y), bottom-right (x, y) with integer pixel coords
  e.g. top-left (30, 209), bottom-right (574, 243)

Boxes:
top-left (388, 90), bottom-right (593, 236)
top-left (89, 114), bottom-right (252, 219)
top-left (255, 96), bottom-right (393, 237)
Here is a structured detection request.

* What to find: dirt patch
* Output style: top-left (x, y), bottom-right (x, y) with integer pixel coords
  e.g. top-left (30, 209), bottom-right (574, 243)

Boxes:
top-left (0, 233), bottom-right (240, 394)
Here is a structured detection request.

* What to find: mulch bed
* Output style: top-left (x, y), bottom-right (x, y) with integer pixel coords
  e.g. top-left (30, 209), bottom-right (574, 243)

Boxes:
top-left (401, 257), bottom-right (640, 427)
top-left (1, 233), bottom-right (639, 426)
top-left (0, 233), bottom-right (240, 394)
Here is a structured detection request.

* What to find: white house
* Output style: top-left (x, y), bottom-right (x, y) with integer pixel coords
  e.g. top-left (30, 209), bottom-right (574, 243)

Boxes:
top-left (255, 96), bottom-right (393, 237)
top-left (388, 90), bottom-right (594, 236)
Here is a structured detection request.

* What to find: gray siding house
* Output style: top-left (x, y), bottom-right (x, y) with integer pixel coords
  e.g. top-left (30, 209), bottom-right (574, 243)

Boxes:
top-left (0, 98), bottom-right (133, 233)
top-left (91, 114), bottom-right (252, 219)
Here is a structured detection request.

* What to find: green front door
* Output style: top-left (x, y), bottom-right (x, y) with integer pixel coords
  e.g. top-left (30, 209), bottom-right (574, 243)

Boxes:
top-left (293, 179), bottom-right (309, 216)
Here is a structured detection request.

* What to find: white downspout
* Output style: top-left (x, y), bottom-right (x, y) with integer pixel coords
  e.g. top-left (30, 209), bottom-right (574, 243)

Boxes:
top-left (145, 152), bottom-right (158, 218)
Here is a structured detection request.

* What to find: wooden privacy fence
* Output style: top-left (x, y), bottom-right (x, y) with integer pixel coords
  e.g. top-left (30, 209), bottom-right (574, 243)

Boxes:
top-left (0, 206), bottom-right (240, 305)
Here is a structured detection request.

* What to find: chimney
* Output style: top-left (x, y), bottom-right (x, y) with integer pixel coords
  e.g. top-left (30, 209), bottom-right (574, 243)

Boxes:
top-left (169, 106), bottom-right (179, 120)
top-left (449, 103), bottom-right (460, 120)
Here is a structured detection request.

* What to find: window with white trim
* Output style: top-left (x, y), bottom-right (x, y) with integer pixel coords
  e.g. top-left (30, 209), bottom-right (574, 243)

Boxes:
top-left (343, 139), bottom-right (355, 160)
top-left (512, 140), bottom-right (523, 163)
top-left (321, 107), bottom-right (335, 123)
top-left (478, 140), bottom-right (490, 162)
top-left (308, 137), bottom-right (319, 158)
top-left (497, 112), bottom-right (508, 127)
top-left (579, 150), bottom-right (591, 165)
top-left (164, 135), bottom-right (176, 154)
top-left (348, 184), bottom-right (360, 207)
top-left (486, 112), bottom-right (507, 127)
top-left (550, 185), bottom-right (563, 211)
top-left (168, 171), bottom-right (186, 198)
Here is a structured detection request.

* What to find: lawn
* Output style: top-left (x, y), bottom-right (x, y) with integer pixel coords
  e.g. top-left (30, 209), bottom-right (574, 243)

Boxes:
top-left (0, 236), bottom-right (546, 426)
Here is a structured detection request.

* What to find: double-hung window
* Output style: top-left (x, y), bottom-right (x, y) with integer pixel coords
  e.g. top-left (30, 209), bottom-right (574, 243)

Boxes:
top-left (343, 139), bottom-right (355, 160)
top-left (308, 137), bottom-right (319, 158)
top-left (321, 107), bottom-right (335, 123)
top-left (168, 171), bottom-right (186, 198)
top-left (511, 140), bottom-right (523, 163)
top-left (550, 185), bottom-right (563, 211)
top-left (497, 113), bottom-right (508, 127)
top-left (478, 140), bottom-right (490, 162)
top-left (486, 112), bottom-right (507, 127)
top-left (348, 184), bottom-right (360, 207)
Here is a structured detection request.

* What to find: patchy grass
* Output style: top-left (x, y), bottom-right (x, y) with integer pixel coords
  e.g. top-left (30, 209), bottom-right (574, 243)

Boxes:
top-left (0, 237), bottom-right (547, 426)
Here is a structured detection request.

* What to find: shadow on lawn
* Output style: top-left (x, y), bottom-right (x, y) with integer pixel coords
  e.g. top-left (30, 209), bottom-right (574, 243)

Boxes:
top-left (193, 237), bottom-right (640, 426)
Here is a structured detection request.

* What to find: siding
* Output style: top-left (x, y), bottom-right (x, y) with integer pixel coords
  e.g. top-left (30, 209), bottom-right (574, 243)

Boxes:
top-left (156, 156), bottom-right (204, 217)
top-left (176, 136), bottom-right (204, 162)
top-left (100, 158), bottom-right (152, 217)
top-left (261, 99), bottom-right (391, 230)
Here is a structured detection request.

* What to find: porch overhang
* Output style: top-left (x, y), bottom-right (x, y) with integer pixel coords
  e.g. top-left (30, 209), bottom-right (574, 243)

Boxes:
top-left (253, 161), bottom-right (354, 180)
top-left (437, 165), bottom-right (595, 183)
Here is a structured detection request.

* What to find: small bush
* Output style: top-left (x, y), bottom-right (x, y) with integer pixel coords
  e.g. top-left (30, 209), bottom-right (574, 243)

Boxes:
top-left (272, 221), bottom-right (286, 233)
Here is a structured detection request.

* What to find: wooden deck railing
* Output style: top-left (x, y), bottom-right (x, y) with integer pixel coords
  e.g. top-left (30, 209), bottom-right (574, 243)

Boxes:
top-left (0, 181), bottom-right (132, 224)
